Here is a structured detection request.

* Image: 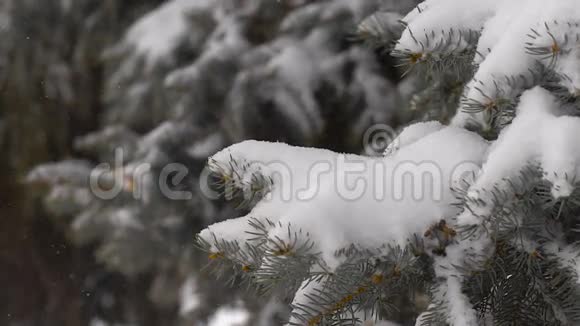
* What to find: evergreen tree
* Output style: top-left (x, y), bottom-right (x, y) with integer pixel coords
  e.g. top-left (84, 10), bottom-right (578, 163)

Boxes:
top-left (20, 0), bottom-right (417, 324)
top-left (199, 1), bottom-right (580, 325)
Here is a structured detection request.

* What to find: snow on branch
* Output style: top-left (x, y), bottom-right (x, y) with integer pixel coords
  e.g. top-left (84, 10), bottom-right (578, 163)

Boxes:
top-left (394, 0), bottom-right (580, 129)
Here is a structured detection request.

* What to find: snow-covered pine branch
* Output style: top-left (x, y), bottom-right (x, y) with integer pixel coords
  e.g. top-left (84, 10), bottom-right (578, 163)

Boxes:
top-left (24, 0), bottom-right (419, 324)
top-left (199, 0), bottom-right (580, 324)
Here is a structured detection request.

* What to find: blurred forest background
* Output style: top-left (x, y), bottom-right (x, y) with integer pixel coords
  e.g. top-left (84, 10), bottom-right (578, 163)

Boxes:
top-left (0, 0), bottom-right (425, 325)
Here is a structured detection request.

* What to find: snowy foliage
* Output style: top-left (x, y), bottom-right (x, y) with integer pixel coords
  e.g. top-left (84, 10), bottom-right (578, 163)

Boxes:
top-left (23, 0), bottom-right (418, 324)
top-left (200, 127), bottom-right (488, 268)
top-left (199, 0), bottom-right (580, 325)
top-left (104, 0), bottom-right (408, 149)
top-left (19, 0), bottom-right (580, 324)
top-left (394, 0), bottom-right (580, 130)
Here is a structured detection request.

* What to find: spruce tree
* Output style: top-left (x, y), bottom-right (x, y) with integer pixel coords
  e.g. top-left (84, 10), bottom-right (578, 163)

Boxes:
top-left (21, 0), bottom-right (416, 324)
top-left (198, 1), bottom-right (580, 325)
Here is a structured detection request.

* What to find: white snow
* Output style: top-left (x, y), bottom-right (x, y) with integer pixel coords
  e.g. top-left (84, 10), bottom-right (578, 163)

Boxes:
top-left (207, 305), bottom-right (250, 326)
top-left (473, 1), bottom-right (527, 64)
top-left (149, 0), bottom-right (580, 323)
top-left (433, 236), bottom-right (492, 326)
top-left (200, 85), bottom-right (580, 323)
top-left (267, 43), bottom-right (324, 137)
top-left (358, 11), bottom-right (404, 43)
top-left (179, 276), bottom-right (201, 316)
top-left (398, 0), bottom-right (580, 129)
top-left (125, 0), bottom-right (213, 70)
top-left (544, 243), bottom-right (580, 280)
top-left (396, 1), bottom-right (580, 217)
top-left (526, 2), bottom-right (580, 94)
top-left (200, 126), bottom-right (489, 269)
top-left (458, 0), bottom-right (542, 113)
top-left (396, 0), bottom-right (499, 55)
top-left (109, 207), bottom-right (143, 230)
top-left (384, 121), bottom-right (444, 156)
top-left (459, 87), bottom-right (580, 224)
top-left (186, 132), bottom-right (225, 159)
top-left (286, 277), bottom-right (324, 325)
top-left (44, 185), bottom-right (93, 216)
top-left (26, 160), bottom-right (92, 186)
top-left (442, 275), bottom-right (478, 325)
